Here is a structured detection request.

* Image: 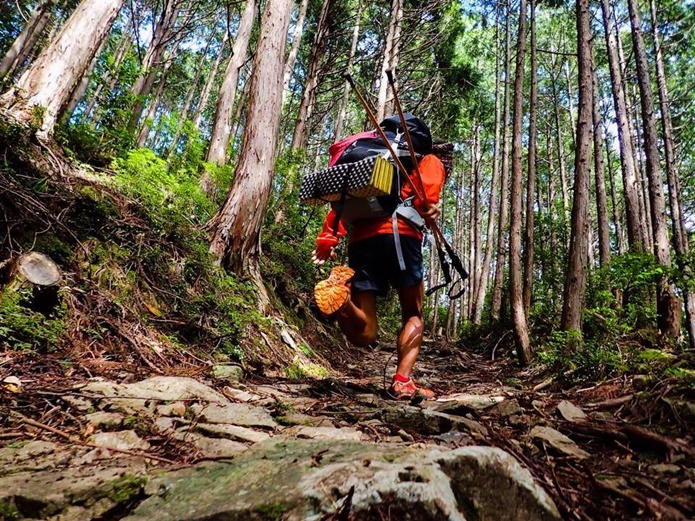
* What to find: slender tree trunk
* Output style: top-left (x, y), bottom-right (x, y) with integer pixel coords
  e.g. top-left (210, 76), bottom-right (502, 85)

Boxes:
top-left (375, 0), bottom-right (403, 122)
top-left (1, 0), bottom-right (124, 137)
top-left (550, 75), bottom-right (569, 213)
top-left (167, 32), bottom-right (214, 158)
top-left (471, 126), bottom-right (482, 318)
top-left (208, 0), bottom-right (293, 311)
top-left (84, 22), bottom-right (133, 122)
top-left (290, 0), bottom-right (336, 151)
top-left (61, 32), bottom-right (108, 122)
top-left (600, 0), bottom-right (644, 251)
top-left (491, 0), bottom-right (512, 323)
top-left (627, 0), bottom-right (681, 339)
top-left (561, 0), bottom-right (593, 333)
top-left (136, 54), bottom-right (174, 147)
top-left (649, 0), bottom-right (695, 346)
top-left (193, 32), bottom-right (229, 130)
top-left (605, 134), bottom-right (626, 254)
top-left (282, 0), bottom-right (310, 97)
top-left (0, 0), bottom-right (56, 81)
top-left (334, 0), bottom-right (363, 141)
top-left (127, 1), bottom-right (180, 134)
top-left (473, 0), bottom-right (503, 324)
top-left (509, 0), bottom-right (532, 364)
top-left (592, 57), bottom-right (611, 266)
top-left (206, 0), bottom-right (257, 165)
top-left (523, 0), bottom-right (537, 315)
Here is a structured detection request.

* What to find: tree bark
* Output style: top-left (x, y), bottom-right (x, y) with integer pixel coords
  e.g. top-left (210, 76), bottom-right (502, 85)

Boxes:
top-left (290, 0), bottom-right (336, 151)
top-left (509, 0), bottom-right (532, 364)
top-left (592, 57), bottom-right (611, 266)
top-left (167, 32), bottom-right (215, 158)
top-left (136, 53), bottom-right (175, 147)
top-left (208, 0), bottom-right (293, 311)
top-left (627, 0), bottom-right (681, 339)
top-left (282, 0), bottom-right (311, 97)
top-left (474, 1), bottom-right (503, 324)
top-left (0, 0), bottom-right (124, 137)
top-left (334, 0), bottom-right (363, 141)
top-left (127, 0), bottom-right (181, 135)
top-left (649, 0), bottom-right (695, 347)
top-left (523, 0), bottom-right (537, 316)
top-left (375, 0), bottom-right (403, 123)
top-left (193, 32), bottom-right (229, 130)
top-left (206, 0), bottom-right (257, 165)
top-left (0, 0), bottom-right (55, 81)
top-left (561, 0), bottom-right (593, 333)
top-left (491, 0), bottom-right (512, 323)
top-left (600, 0), bottom-right (644, 252)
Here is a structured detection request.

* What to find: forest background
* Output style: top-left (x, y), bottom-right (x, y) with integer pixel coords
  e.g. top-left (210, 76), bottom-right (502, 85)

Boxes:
top-left (1, 0), bottom-right (695, 386)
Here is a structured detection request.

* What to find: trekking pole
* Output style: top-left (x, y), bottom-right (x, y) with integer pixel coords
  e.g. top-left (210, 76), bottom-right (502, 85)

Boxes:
top-left (343, 73), bottom-right (425, 202)
top-left (385, 69), bottom-right (428, 206)
top-left (386, 69), bottom-right (469, 296)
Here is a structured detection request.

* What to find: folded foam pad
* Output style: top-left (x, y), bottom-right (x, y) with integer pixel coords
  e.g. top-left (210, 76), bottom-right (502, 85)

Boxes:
top-left (299, 156), bottom-right (395, 205)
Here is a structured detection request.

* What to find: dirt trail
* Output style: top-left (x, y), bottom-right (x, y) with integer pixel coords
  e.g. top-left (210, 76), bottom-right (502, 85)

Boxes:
top-left (329, 339), bottom-right (695, 520)
top-left (1, 339), bottom-right (693, 520)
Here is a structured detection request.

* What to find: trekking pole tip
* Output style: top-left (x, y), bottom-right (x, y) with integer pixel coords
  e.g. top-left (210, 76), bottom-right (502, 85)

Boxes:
top-left (385, 69), bottom-right (395, 84)
top-left (343, 73), bottom-right (355, 87)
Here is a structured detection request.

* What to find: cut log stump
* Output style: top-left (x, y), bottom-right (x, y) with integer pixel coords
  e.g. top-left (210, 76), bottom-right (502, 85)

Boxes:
top-left (2, 252), bottom-right (62, 314)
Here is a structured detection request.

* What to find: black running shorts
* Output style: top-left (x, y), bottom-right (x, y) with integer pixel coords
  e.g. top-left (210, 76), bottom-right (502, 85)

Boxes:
top-left (348, 234), bottom-right (423, 297)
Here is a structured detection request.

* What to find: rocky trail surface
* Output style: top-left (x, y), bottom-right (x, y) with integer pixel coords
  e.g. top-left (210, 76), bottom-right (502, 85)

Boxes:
top-left (1, 340), bottom-right (693, 520)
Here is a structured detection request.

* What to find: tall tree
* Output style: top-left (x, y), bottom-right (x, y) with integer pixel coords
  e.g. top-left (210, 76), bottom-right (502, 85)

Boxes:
top-left (523, 0), bottom-right (537, 315)
top-left (627, 0), bottom-right (681, 339)
top-left (0, 0), bottom-right (124, 137)
top-left (375, 0), bottom-right (403, 122)
top-left (282, 0), bottom-right (310, 97)
top-left (592, 59), bottom-right (611, 266)
top-left (649, 0), bottom-right (695, 347)
top-left (208, 0), bottom-right (293, 309)
top-left (206, 0), bottom-right (256, 165)
top-left (290, 0), bottom-right (336, 151)
top-left (509, 0), bottom-right (532, 364)
top-left (473, 0), bottom-right (503, 324)
top-left (491, 0), bottom-right (512, 322)
top-left (0, 0), bottom-right (55, 81)
top-left (193, 31), bottom-right (228, 130)
top-left (600, 0), bottom-right (644, 251)
top-left (334, 0), bottom-right (363, 141)
top-left (127, 0), bottom-right (184, 135)
top-left (561, 0), bottom-right (592, 332)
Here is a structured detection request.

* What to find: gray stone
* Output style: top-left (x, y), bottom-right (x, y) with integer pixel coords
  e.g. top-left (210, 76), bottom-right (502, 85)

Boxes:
top-left (182, 433), bottom-right (248, 459)
top-left (285, 426), bottom-right (364, 441)
top-left (90, 430), bottom-right (151, 452)
top-left (85, 411), bottom-right (125, 428)
top-left (62, 395), bottom-right (93, 412)
top-left (649, 464), bottom-right (681, 475)
top-left (530, 426), bottom-right (589, 460)
top-left (191, 402), bottom-right (277, 429)
top-left (156, 402), bottom-right (186, 417)
top-left (124, 438), bottom-right (560, 521)
top-left (425, 393), bottom-right (505, 415)
top-left (382, 404), bottom-right (488, 437)
top-left (82, 377), bottom-right (227, 415)
top-left (212, 364), bottom-right (244, 384)
top-left (492, 398), bottom-right (523, 417)
top-left (556, 400), bottom-right (587, 423)
top-left (0, 463), bottom-right (147, 520)
top-left (0, 441), bottom-right (77, 474)
top-left (195, 423), bottom-right (271, 444)
top-left (223, 387), bottom-right (259, 402)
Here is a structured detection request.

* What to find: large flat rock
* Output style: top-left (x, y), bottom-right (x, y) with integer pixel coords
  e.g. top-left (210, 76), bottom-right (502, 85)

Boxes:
top-left (125, 437), bottom-right (560, 521)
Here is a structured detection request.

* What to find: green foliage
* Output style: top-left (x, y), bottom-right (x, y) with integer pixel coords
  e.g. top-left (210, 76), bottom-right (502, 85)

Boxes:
top-left (537, 330), bottom-right (624, 381)
top-left (107, 475), bottom-right (147, 503)
top-left (0, 289), bottom-right (67, 351)
top-left (112, 148), bottom-right (217, 230)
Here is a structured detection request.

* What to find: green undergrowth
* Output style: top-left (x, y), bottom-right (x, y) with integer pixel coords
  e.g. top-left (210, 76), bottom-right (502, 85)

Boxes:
top-left (0, 137), bottom-right (264, 369)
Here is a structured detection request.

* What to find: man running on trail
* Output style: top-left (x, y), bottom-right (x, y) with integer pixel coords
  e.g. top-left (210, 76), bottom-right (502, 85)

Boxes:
top-left (311, 150), bottom-right (447, 400)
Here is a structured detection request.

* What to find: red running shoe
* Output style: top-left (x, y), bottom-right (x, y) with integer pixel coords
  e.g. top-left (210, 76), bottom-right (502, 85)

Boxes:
top-left (388, 376), bottom-right (435, 401)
